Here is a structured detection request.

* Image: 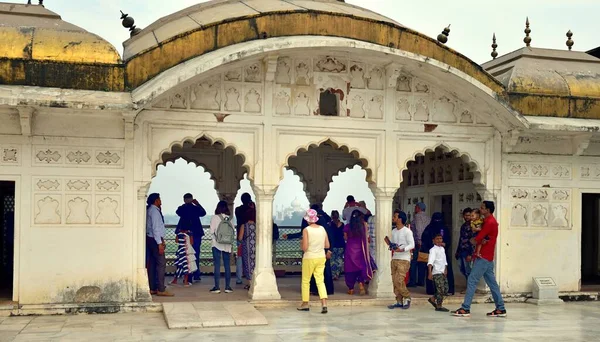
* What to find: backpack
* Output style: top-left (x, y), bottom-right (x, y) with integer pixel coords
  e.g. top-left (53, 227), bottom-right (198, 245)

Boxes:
top-left (216, 214), bottom-right (235, 245)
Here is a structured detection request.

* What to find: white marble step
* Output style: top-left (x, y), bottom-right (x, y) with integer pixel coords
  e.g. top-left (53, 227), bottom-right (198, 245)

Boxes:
top-left (162, 301), bottom-right (268, 329)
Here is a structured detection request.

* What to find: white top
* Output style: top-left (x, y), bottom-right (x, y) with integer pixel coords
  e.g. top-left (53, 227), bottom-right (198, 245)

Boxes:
top-left (210, 214), bottom-right (233, 253)
top-left (427, 245), bottom-right (448, 275)
top-left (391, 226), bottom-right (415, 261)
top-left (303, 225), bottom-right (327, 260)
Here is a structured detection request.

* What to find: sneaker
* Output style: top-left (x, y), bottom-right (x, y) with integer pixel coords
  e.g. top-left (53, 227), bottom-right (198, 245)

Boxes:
top-left (435, 307), bottom-right (450, 312)
top-left (209, 287), bottom-right (221, 294)
top-left (387, 302), bottom-right (403, 309)
top-left (487, 309), bottom-right (507, 317)
top-left (400, 299), bottom-right (411, 310)
top-left (236, 280), bottom-right (243, 285)
top-left (451, 308), bottom-right (471, 317)
top-left (224, 287), bottom-right (233, 293)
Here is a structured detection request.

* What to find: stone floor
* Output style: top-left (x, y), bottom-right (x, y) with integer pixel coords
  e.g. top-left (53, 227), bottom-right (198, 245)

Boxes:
top-left (1, 302), bottom-right (600, 341)
top-left (155, 274), bottom-right (446, 303)
top-left (163, 301), bottom-right (267, 329)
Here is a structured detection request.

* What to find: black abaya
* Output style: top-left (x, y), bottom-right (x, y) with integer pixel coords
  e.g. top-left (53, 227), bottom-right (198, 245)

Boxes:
top-left (422, 213), bottom-right (455, 296)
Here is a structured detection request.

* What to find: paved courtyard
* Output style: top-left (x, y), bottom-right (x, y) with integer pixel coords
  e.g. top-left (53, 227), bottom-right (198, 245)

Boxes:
top-left (0, 302), bottom-right (599, 341)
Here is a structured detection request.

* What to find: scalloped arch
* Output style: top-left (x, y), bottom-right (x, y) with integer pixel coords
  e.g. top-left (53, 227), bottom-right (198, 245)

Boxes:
top-left (399, 142), bottom-right (484, 188)
top-left (154, 133), bottom-right (251, 181)
top-left (283, 137), bottom-right (375, 185)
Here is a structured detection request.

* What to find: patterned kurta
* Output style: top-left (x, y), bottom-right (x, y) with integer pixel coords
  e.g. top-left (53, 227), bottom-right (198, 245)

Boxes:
top-left (456, 222), bottom-right (474, 258)
top-left (242, 222), bottom-right (256, 280)
top-left (174, 232), bottom-right (197, 278)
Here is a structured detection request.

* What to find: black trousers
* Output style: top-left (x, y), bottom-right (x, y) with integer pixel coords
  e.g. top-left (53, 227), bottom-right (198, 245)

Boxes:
top-left (146, 237), bottom-right (166, 292)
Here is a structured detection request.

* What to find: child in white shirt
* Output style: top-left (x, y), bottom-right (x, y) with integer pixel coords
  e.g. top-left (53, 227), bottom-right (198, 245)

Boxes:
top-left (427, 233), bottom-right (449, 312)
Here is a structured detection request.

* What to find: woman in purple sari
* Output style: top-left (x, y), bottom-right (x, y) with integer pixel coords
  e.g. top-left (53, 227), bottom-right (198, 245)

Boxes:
top-left (343, 210), bottom-right (373, 295)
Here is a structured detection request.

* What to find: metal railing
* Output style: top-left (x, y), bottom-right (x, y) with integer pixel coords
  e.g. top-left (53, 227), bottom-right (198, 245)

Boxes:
top-left (163, 224), bottom-right (304, 274)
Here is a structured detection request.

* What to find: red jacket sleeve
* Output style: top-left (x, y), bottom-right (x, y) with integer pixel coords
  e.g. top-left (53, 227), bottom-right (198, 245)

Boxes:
top-left (475, 219), bottom-right (495, 243)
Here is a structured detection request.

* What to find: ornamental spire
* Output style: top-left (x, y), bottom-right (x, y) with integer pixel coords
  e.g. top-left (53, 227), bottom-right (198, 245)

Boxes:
top-left (491, 33), bottom-right (498, 59)
top-left (437, 25), bottom-right (451, 44)
top-left (566, 30), bottom-right (574, 51)
top-left (523, 17), bottom-right (532, 47)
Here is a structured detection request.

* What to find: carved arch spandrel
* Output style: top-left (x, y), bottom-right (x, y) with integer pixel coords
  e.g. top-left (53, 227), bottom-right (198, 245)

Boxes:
top-left (286, 143), bottom-right (366, 201)
top-left (146, 125), bottom-right (258, 180)
top-left (397, 140), bottom-right (486, 190)
top-left (277, 134), bottom-right (378, 186)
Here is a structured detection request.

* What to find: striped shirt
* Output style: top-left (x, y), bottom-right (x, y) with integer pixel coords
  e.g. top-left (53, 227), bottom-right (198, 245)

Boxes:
top-left (412, 212), bottom-right (431, 245)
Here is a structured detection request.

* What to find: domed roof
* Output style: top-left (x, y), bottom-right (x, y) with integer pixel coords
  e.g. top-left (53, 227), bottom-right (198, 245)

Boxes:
top-left (0, 2), bottom-right (120, 64)
top-left (123, 0), bottom-right (402, 60)
top-left (0, 2), bottom-right (124, 91)
top-left (483, 47), bottom-right (600, 118)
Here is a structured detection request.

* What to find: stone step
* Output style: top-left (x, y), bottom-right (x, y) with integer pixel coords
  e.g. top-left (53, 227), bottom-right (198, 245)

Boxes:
top-left (162, 301), bottom-right (268, 329)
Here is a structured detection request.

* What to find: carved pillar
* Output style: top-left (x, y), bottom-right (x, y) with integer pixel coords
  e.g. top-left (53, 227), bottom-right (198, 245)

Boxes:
top-left (368, 189), bottom-right (395, 298)
top-left (135, 181), bottom-right (152, 301)
top-left (249, 185), bottom-right (281, 300)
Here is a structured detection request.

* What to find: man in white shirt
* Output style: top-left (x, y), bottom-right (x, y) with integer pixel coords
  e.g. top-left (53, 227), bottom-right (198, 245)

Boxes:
top-left (387, 210), bottom-right (415, 310)
top-left (427, 233), bottom-right (448, 312)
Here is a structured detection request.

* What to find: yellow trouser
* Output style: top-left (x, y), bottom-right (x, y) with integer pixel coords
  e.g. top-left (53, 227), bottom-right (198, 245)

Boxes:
top-left (301, 257), bottom-right (327, 302)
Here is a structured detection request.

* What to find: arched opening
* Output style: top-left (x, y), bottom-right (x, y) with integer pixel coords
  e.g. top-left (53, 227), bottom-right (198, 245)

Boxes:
top-left (147, 136), bottom-right (255, 302)
top-left (273, 140), bottom-right (377, 300)
top-left (395, 145), bottom-right (484, 295)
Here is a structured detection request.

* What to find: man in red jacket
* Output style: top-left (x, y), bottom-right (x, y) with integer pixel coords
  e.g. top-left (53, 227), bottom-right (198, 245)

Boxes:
top-left (452, 201), bottom-right (506, 318)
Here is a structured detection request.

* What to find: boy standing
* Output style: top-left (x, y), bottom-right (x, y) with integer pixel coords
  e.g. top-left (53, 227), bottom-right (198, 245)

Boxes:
top-left (387, 210), bottom-right (415, 310)
top-left (427, 233), bottom-right (449, 312)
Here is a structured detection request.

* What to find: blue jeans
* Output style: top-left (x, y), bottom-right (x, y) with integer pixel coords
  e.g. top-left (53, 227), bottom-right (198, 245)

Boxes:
top-left (212, 247), bottom-right (231, 289)
top-left (459, 256), bottom-right (472, 281)
top-left (461, 258), bottom-right (505, 311)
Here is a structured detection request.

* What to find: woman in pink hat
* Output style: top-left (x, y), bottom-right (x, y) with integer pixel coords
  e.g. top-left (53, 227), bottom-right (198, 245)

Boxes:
top-left (297, 209), bottom-right (330, 314)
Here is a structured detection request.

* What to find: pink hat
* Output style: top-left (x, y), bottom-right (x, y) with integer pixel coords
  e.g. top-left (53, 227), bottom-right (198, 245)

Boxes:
top-left (304, 209), bottom-right (319, 224)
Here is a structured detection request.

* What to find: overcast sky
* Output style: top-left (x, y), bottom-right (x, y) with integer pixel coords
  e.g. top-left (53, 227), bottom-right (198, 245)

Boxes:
top-left (20, 0), bottom-right (599, 63)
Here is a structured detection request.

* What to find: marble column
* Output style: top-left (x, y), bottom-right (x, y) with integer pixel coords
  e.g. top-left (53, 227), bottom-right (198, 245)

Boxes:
top-left (368, 190), bottom-right (395, 298)
top-left (249, 186), bottom-right (281, 300)
top-left (135, 182), bottom-right (152, 302)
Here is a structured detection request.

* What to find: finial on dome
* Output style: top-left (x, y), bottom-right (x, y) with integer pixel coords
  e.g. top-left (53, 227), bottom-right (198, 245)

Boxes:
top-left (437, 25), bottom-right (451, 44)
top-left (491, 33), bottom-right (498, 59)
top-left (523, 17), bottom-right (532, 47)
top-left (120, 10), bottom-right (142, 37)
top-left (566, 30), bottom-right (574, 51)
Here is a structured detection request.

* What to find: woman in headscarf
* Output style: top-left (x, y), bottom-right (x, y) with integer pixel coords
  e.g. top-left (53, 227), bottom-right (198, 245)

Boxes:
top-left (421, 212), bottom-right (455, 296)
top-left (343, 210), bottom-right (373, 295)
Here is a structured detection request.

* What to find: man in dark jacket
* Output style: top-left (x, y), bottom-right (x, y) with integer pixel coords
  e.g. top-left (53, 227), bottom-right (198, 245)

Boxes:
top-left (176, 193), bottom-right (206, 282)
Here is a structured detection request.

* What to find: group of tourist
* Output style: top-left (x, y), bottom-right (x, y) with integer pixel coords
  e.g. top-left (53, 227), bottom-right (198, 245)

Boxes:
top-left (298, 198), bottom-right (507, 317)
top-left (145, 192), bottom-right (257, 297)
top-left (146, 191), bottom-right (506, 318)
